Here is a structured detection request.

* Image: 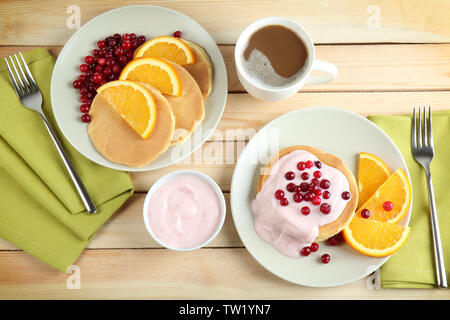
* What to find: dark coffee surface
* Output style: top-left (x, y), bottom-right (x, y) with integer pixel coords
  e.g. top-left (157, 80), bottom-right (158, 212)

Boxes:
top-left (243, 25), bottom-right (307, 78)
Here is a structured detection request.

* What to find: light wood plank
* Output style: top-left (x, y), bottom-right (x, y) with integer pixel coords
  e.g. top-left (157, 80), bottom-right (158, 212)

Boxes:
top-left (1, 1), bottom-right (450, 45)
top-left (0, 249), bottom-right (449, 299)
top-left (0, 193), bottom-right (241, 251)
top-left (2, 43), bottom-right (450, 92)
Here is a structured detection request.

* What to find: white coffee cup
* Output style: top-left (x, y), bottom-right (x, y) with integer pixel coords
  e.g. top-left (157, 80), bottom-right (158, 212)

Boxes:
top-left (235, 17), bottom-right (338, 101)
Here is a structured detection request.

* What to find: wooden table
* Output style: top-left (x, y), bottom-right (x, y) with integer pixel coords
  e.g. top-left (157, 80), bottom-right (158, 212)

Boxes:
top-left (1, 0), bottom-right (450, 299)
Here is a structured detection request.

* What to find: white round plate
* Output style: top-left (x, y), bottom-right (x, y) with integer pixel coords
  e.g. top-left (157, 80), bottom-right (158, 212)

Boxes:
top-left (51, 5), bottom-right (227, 171)
top-left (230, 107), bottom-right (412, 287)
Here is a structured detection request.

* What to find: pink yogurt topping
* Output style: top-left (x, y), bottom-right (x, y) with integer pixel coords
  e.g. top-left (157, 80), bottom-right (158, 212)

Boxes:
top-left (147, 175), bottom-right (221, 249)
top-left (251, 150), bottom-right (350, 258)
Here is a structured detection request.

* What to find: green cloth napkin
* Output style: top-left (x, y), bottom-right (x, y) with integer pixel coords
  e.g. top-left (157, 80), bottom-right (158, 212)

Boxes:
top-left (0, 48), bottom-right (134, 272)
top-left (368, 110), bottom-right (450, 288)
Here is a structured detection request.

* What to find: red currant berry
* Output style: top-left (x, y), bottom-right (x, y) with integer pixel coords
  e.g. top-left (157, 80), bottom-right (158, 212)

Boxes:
top-left (320, 203), bottom-right (331, 214)
top-left (300, 247), bottom-right (311, 257)
top-left (81, 114), bottom-right (91, 123)
top-left (310, 242), bottom-right (319, 252)
top-left (321, 254), bottom-right (330, 264)
top-left (383, 201), bottom-right (393, 211)
top-left (301, 206), bottom-right (310, 215)
top-left (361, 209), bottom-right (371, 218)
top-left (275, 190), bottom-right (284, 200)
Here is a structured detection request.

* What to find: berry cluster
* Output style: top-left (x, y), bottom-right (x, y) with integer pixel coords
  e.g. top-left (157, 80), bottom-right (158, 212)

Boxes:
top-left (274, 160), bottom-right (351, 216)
top-left (72, 33), bottom-right (147, 122)
top-left (299, 242), bottom-right (331, 264)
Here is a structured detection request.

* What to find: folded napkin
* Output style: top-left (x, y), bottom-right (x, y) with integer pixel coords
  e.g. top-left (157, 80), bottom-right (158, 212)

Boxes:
top-left (0, 49), bottom-right (134, 272)
top-left (368, 110), bottom-right (450, 288)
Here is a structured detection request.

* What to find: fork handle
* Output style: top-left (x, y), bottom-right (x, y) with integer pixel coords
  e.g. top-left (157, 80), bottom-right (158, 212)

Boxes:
top-left (40, 114), bottom-right (97, 214)
top-left (425, 170), bottom-right (447, 288)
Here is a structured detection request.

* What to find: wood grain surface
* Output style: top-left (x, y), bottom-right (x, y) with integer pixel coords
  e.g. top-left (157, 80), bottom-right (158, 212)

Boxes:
top-left (0, 0), bottom-right (449, 300)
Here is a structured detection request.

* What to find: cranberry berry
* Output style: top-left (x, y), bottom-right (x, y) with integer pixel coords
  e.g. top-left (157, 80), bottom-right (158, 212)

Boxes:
top-left (314, 161), bottom-right (322, 169)
top-left (361, 209), bottom-right (371, 219)
top-left (285, 171), bottom-right (295, 180)
top-left (341, 191), bottom-right (351, 200)
top-left (173, 30), bottom-right (182, 38)
top-left (81, 114), bottom-right (91, 123)
top-left (301, 172), bottom-right (309, 180)
top-left (313, 171), bottom-right (322, 178)
top-left (293, 193), bottom-right (303, 203)
top-left (383, 201), bottom-right (393, 211)
top-left (312, 196), bottom-right (321, 206)
top-left (301, 206), bottom-right (310, 215)
top-left (297, 161), bottom-right (306, 171)
top-left (321, 254), bottom-right (330, 264)
top-left (275, 190), bottom-right (284, 200)
top-left (310, 242), bottom-right (319, 252)
top-left (323, 191), bottom-right (331, 199)
top-left (319, 179), bottom-right (330, 189)
top-left (320, 203), bottom-right (331, 214)
top-left (280, 198), bottom-right (289, 206)
top-left (286, 183), bottom-right (296, 192)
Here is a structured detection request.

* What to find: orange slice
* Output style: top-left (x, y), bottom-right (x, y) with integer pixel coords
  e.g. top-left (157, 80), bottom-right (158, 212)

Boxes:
top-left (97, 80), bottom-right (157, 139)
top-left (134, 36), bottom-right (196, 65)
top-left (358, 152), bottom-right (392, 208)
top-left (343, 216), bottom-right (410, 257)
top-left (357, 168), bottom-right (411, 224)
top-left (119, 57), bottom-right (182, 96)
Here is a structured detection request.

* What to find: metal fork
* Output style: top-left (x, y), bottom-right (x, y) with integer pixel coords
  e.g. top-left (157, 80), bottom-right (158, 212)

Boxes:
top-left (4, 53), bottom-right (97, 214)
top-left (412, 106), bottom-right (447, 288)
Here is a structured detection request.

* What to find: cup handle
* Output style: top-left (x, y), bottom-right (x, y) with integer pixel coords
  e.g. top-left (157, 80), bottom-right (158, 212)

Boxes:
top-left (305, 60), bottom-right (338, 85)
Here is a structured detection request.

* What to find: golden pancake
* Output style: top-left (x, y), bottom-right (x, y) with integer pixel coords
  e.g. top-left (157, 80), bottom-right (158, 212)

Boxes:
top-left (182, 40), bottom-right (214, 100)
top-left (163, 61), bottom-right (205, 145)
top-left (88, 85), bottom-right (175, 167)
top-left (257, 145), bottom-right (358, 240)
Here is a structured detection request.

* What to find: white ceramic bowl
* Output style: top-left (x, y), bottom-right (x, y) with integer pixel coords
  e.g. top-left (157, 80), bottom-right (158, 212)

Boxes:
top-left (143, 170), bottom-right (226, 251)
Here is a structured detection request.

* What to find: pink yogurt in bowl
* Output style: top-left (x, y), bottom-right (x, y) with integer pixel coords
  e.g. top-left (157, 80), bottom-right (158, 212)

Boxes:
top-left (143, 170), bottom-right (226, 251)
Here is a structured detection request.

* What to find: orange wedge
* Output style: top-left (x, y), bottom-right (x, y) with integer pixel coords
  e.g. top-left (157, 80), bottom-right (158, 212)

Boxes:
top-left (343, 216), bottom-right (410, 257)
top-left (358, 152), bottom-right (392, 208)
top-left (119, 57), bottom-right (182, 96)
top-left (134, 36), bottom-right (196, 65)
top-left (357, 168), bottom-right (411, 224)
top-left (97, 80), bottom-right (157, 139)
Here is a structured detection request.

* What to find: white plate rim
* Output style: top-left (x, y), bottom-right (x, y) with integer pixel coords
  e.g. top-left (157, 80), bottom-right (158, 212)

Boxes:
top-left (230, 106), bottom-right (412, 288)
top-left (50, 4), bottom-right (228, 172)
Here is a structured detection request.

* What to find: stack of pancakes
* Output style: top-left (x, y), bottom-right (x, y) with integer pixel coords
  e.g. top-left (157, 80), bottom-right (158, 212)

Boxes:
top-left (88, 38), bottom-right (214, 167)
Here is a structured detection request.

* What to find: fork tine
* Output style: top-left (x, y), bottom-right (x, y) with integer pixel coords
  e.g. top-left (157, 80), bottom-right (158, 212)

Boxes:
top-left (18, 52), bottom-right (39, 92)
top-left (412, 107), bottom-right (417, 148)
top-left (418, 106), bottom-right (423, 148)
top-left (428, 106), bottom-right (434, 148)
top-left (7, 56), bottom-right (27, 95)
top-left (13, 54), bottom-right (34, 94)
top-left (423, 106), bottom-right (428, 147)
top-left (3, 57), bottom-right (22, 97)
